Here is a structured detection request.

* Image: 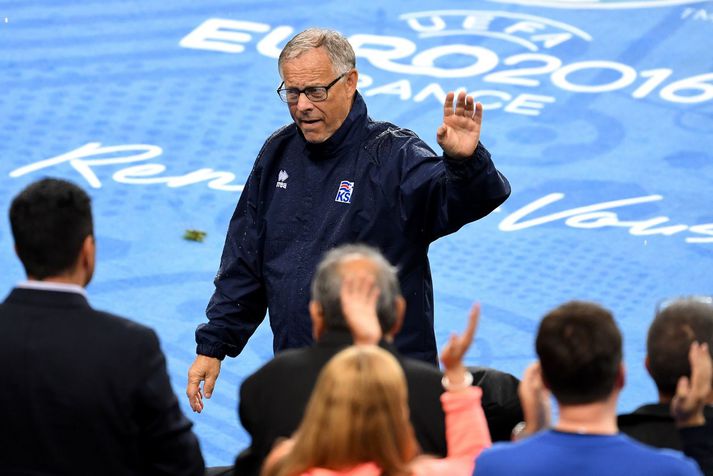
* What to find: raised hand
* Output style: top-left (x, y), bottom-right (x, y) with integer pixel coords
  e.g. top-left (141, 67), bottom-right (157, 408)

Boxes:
top-left (440, 303), bottom-right (480, 390)
top-left (671, 342), bottom-right (712, 427)
top-left (516, 362), bottom-right (551, 439)
top-left (436, 91), bottom-right (483, 160)
top-left (340, 272), bottom-right (382, 345)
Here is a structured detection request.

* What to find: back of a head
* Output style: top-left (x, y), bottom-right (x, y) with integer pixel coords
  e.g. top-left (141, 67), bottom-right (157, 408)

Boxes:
top-left (278, 28), bottom-right (356, 77)
top-left (647, 297), bottom-right (713, 398)
top-left (311, 244), bottom-right (401, 334)
top-left (268, 345), bottom-right (415, 476)
top-left (536, 301), bottom-right (622, 405)
top-left (9, 178), bottom-right (93, 280)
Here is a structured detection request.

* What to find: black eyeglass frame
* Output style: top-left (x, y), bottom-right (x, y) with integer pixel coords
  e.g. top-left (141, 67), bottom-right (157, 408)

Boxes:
top-left (276, 72), bottom-right (347, 104)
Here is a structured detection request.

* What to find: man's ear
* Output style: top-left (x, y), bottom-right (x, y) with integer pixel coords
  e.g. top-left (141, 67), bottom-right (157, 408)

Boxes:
top-left (644, 355), bottom-right (652, 377)
top-left (309, 301), bottom-right (325, 341)
top-left (387, 296), bottom-right (406, 338)
top-left (616, 363), bottom-right (626, 390)
top-left (79, 235), bottom-right (96, 286)
top-left (345, 69), bottom-right (358, 98)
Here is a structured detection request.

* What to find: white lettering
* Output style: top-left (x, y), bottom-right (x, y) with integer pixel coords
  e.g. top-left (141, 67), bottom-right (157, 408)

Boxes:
top-left (179, 19), bottom-right (270, 54)
top-left (405, 15), bottom-right (446, 33)
top-left (364, 79), bottom-right (412, 99)
top-left (411, 44), bottom-right (499, 78)
top-left (687, 224), bottom-right (713, 243)
top-left (10, 143), bottom-right (244, 193)
top-left (694, 9), bottom-right (711, 20)
top-left (470, 90), bottom-right (512, 110)
top-left (530, 33), bottom-right (573, 48)
top-left (505, 21), bottom-right (545, 35)
top-left (9, 143), bottom-right (163, 188)
top-left (462, 13), bottom-right (496, 31)
top-left (113, 166), bottom-right (244, 191)
top-left (499, 193), bottom-right (664, 231)
top-left (499, 193), bottom-right (711, 244)
top-left (256, 26), bottom-right (293, 58)
top-left (349, 34), bottom-right (417, 74)
top-left (504, 93), bottom-right (556, 116)
top-left (414, 83), bottom-right (448, 103)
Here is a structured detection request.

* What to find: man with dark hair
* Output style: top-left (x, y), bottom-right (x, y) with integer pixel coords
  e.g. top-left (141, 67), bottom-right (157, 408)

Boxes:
top-left (0, 178), bottom-right (204, 476)
top-left (473, 301), bottom-right (705, 476)
top-left (187, 26), bottom-right (510, 408)
top-left (227, 244), bottom-right (521, 476)
top-left (619, 297), bottom-right (713, 461)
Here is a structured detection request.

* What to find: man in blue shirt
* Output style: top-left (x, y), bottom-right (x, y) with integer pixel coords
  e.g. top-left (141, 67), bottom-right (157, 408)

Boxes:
top-left (473, 301), bottom-right (708, 476)
top-left (186, 28), bottom-right (510, 412)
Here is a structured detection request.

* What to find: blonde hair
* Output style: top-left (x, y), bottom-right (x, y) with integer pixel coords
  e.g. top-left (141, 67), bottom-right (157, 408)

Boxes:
top-left (264, 346), bottom-right (418, 476)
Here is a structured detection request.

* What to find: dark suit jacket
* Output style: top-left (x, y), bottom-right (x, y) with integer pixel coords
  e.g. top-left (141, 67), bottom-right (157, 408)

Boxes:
top-left (233, 330), bottom-right (522, 476)
top-left (618, 403), bottom-right (713, 475)
top-left (0, 288), bottom-right (205, 476)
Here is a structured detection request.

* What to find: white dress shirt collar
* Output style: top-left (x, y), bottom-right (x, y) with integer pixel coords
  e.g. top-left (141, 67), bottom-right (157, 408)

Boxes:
top-left (16, 280), bottom-right (88, 299)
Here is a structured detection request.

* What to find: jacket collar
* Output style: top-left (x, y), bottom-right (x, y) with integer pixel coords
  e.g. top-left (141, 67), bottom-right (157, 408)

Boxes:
top-left (316, 328), bottom-right (399, 355)
top-left (3, 287), bottom-right (91, 309)
top-left (303, 91), bottom-right (368, 160)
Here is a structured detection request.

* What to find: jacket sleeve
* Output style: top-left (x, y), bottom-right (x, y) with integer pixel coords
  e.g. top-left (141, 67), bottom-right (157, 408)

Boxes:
top-left (412, 386), bottom-right (492, 476)
top-left (135, 329), bottom-right (205, 476)
top-left (389, 132), bottom-right (511, 244)
top-left (195, 161), bottom-right (268, 359)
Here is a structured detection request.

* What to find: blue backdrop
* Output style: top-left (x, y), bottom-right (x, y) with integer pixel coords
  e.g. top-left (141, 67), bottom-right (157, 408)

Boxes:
top-left (2, 0), bottom-right (713, 466)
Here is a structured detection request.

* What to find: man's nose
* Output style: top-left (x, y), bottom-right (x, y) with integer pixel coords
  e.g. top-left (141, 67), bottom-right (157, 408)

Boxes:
top-left (295, 92), bottom-right (313, 111)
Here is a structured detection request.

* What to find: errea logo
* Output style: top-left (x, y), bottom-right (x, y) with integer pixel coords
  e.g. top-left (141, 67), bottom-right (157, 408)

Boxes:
top-left (276, 170), bottom-right (288, 189)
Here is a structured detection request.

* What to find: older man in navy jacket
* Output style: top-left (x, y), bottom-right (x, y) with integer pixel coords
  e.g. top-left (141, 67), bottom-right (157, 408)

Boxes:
top-left (187, 28), bottom-right (510, 412)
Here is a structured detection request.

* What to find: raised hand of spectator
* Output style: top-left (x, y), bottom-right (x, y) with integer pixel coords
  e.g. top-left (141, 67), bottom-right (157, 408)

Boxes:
top-left (671, 342), bottom-right (712, 428)
top-left (440, 303), bottom-right (479, 391)
top-left (514, 362), bottom-right (551, 440)
top-left (340, 272), bottom-right (382, 345)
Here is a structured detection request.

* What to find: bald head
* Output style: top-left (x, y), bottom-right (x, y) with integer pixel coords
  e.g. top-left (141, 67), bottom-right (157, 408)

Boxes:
top-left (309, 244), bottom-right (403, 338)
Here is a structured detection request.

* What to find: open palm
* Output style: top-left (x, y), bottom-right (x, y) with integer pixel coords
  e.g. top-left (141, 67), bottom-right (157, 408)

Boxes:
top-left (437, 91), bottom-right (483, 160)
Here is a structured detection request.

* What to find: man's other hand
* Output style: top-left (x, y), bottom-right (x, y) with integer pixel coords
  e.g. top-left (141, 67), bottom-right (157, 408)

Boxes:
top-left (186, 355), bottom-right (222, 413)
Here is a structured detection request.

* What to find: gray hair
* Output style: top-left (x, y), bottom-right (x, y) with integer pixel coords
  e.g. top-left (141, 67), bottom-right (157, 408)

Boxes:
top-left (311, 244), bottom-right (401, 334)
top-left (278, 28), bottom-right (356, 78)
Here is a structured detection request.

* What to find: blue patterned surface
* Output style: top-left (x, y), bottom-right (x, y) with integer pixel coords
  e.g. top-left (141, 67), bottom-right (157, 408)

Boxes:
top-left (2, 0), bottom-right (713, 466)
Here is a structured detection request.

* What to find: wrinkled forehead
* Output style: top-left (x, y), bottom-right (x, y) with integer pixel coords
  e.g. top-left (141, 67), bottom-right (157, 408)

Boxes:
top-left (279, 47), bottom-right (336, 78)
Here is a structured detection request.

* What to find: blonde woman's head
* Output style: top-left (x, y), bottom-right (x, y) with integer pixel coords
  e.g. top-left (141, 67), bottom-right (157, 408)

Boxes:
top-left (266, 345), bottom-right (417, 476)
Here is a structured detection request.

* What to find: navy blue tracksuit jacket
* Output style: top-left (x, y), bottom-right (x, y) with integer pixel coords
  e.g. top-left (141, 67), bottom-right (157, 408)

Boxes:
top-left (196, 92), bottom-right (510, 364)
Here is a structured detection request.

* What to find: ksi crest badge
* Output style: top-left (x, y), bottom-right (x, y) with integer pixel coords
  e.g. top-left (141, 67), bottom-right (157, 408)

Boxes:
top-left (335, 180), bottom-right (354, 204)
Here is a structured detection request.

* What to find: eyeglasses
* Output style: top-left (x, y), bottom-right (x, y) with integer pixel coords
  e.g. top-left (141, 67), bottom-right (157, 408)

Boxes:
top-left (276, 73), bottom-right (347, 104)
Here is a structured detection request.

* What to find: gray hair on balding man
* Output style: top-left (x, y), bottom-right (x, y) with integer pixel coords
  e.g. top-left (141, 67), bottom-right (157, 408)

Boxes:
top-left (310, 244), bottom-right (401, 334)
top-left (278, 28), bottom-right (356, 78)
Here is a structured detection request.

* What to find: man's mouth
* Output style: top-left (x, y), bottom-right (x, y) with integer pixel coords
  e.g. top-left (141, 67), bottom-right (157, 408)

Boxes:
top-left (300, 118), bottom-right (321, 125)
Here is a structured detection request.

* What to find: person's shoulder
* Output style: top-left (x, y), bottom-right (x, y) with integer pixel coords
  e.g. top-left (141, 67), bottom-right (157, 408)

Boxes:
top-left (242, 347), bottom-right (318, 387)
top-left (253, 123), bottom-right (300, 165)
top-left (88, 308), bottom-right (158, 342)
top-left (362, 119), bottom-right (433, 162)
top-left (265, 123), bottom-right (298, 144)
top-left (364, 119), bottom-right (420, 144)
top-left (473, 437), bottom-right (541, 474)
top-left (619, 434), bottom-right (702, 471)
top-left (399, 355), bottom-right (442, 378)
